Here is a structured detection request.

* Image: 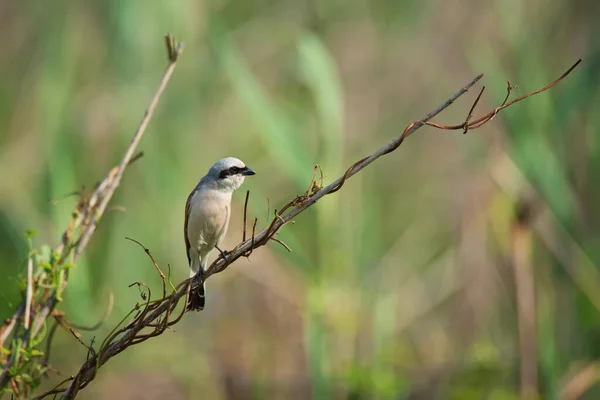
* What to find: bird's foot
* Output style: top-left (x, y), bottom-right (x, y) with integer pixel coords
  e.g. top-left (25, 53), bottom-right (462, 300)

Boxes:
top-left (191, 268), bottom-right (205, 285)
top-left (215, 245), bottom-right (230, 264)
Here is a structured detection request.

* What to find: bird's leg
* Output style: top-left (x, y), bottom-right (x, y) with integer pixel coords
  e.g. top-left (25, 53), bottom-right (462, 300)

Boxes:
top-left (215, 245), bottom-right (230, 264)
top-left (192, 257), bottom-right (205, 285)
top-left (197, 266), bottom-right (205, 284)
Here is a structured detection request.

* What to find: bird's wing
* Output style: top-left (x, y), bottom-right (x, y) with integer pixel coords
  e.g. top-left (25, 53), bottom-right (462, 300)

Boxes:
top-left (216, 202), bottom-right (231, 247)
top-left (184, 188), bottom-right (197, 265)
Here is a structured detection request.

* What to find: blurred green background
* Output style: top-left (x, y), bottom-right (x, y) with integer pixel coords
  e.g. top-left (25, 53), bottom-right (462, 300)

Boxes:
top-left (1, 0), bottom-right (600, 398)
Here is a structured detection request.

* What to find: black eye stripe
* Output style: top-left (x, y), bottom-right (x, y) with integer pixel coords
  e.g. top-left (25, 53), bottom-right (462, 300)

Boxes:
top-left (218, 166), bottom-right (245, 179)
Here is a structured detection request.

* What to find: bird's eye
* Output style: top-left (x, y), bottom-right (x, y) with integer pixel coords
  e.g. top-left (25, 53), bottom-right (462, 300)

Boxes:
top-left (230, 167), bottom-right (240, 174)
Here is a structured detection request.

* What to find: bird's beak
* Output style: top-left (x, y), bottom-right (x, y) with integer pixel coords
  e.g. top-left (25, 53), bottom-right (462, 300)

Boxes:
top-left (242, 167), bottom-right (256, 176)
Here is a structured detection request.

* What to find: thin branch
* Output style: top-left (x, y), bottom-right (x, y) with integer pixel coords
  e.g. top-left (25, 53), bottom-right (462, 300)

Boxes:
top-left (426, 58), bottom-right (581, 131)
top-left (0, 305), bottom-right (23, 348)
top-left (242, 190), bottom-right (250, 242)
top-left (126, 237), bottom-right (167, 299)
top-left (462, 86), bottom-right (485, 134)
top-left (41, 319), bottom-right (60, 372)
top-left (245, 218), bottom-right (258, 259)
top-left (24, 257), bottom-right (33, 330)
top-left (66, 328), bottom-right (96, 359)
top-left (264, 198), bottom-right (271, 230)
top-left (32, 376), bottom-right (75, 400)
top-left (56, 292), bottom-right (114, 332)
top-left (271, 237), bottom-right (292, 252)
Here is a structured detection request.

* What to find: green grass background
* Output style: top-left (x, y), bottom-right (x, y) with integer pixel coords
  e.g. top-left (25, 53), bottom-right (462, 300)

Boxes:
top-left (1, 0), bottom-right (599, 398)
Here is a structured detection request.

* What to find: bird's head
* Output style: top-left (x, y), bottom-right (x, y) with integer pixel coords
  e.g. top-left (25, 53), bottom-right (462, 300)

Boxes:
top-left (204, 157), bottom-right (256, 191)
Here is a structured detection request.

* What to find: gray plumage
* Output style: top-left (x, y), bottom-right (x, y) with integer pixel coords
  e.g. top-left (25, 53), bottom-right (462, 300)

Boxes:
top-left (184, 157), bottom-right (255, 311)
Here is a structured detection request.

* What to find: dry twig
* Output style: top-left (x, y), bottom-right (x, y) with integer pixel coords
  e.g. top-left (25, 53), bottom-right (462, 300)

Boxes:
top-left (242, 190), bottom-right (250, 242)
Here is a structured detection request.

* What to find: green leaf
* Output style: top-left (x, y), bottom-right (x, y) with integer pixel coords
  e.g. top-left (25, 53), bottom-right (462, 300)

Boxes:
top-left (30, 349), bottom-right (44, 357)
top-left (39, 262), bottom-right (53, 273)
top-left (25, 229), bottom-right (38, 239)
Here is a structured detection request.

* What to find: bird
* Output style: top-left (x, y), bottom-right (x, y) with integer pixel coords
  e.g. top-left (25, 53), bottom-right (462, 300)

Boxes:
top-left (184, 157), bottom-right (256, 311)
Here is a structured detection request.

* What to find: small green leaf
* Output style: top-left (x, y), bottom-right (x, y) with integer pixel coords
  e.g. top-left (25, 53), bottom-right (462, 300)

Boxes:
top-left (38, 245), bottom-right (52, 263)
top-left (25, 229), bottom-right (38, 238)
top-left (61, 263), bottom-right (76, 270)
top-left (50, 249), bottom-right (61, 264)
top-left (39, 262), bottom-right (53, 272)
top-left (30, 349), bottom-right (44, 357)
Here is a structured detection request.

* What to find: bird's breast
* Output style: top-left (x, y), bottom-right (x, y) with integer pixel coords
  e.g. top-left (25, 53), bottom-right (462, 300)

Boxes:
top-left (187, 190), bottom-right (232, 251)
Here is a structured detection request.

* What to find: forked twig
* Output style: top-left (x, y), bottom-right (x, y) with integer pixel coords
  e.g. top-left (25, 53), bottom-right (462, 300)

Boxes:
top-left (426, 59), bottom-right (581, 132)
top-left (126, 237), bottom-right (168, 299)
top-left (462, 86), bottom-right (485, 134)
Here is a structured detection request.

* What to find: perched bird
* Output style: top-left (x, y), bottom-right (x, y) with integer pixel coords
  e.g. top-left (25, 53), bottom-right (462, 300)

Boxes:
top-left (184, 157), bottom-right (256, 311)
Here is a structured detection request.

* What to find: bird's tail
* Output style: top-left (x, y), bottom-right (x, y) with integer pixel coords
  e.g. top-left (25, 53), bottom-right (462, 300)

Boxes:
top-left (187, 259), bottom-right (206, 312)
top-left (187, 281), bottom-right (205, 312)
